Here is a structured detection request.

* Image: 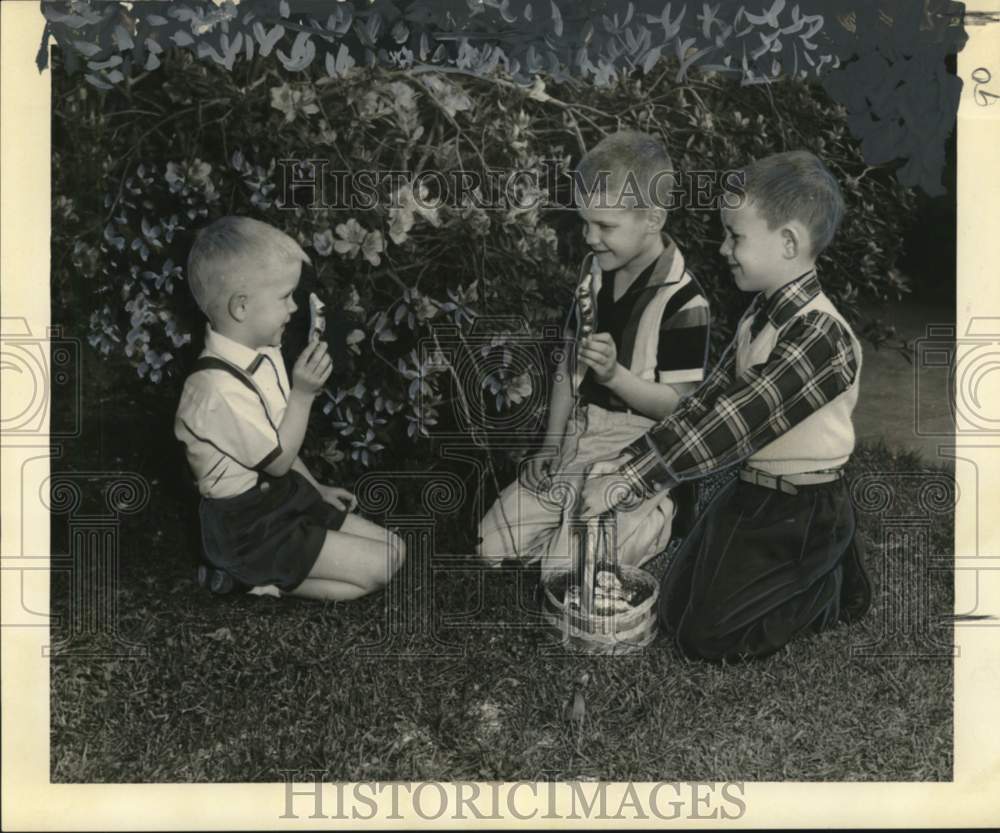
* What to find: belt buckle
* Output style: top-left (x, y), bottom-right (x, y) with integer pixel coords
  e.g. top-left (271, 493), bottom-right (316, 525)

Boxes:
top-left (776, 475), bottom-right (797, 496)
top-left (757, 470), bottom-right (796, 495)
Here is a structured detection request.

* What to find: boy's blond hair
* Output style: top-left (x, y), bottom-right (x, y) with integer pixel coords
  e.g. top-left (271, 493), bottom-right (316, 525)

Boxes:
top-left (575, 130), bottom-right (674, 210)
top-left (740, 150), bottom-right (845, 257)
top-left (187, 216), bottom-right (310, 321)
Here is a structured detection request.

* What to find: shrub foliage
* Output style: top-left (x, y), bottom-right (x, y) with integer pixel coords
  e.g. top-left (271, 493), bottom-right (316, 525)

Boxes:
top-left (53, 52), bottom-right (915, 476)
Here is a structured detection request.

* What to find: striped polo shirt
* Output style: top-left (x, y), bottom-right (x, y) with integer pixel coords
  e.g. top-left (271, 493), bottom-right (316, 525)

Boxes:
top-left (577, 236), bottom-right (710, 413)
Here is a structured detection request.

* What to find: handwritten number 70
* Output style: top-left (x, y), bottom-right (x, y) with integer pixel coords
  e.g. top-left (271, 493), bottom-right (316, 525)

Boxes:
top-left (972, 68), bottom-right (999, 106)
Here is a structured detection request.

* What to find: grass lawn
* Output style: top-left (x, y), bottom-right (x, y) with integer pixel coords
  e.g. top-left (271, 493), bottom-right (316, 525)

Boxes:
top-left (50, 387), bottom-right (954, 783)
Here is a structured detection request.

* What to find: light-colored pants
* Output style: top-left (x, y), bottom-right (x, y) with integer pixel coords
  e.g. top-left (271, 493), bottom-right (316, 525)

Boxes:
top-left (477, 405), bottom-right (675, 575)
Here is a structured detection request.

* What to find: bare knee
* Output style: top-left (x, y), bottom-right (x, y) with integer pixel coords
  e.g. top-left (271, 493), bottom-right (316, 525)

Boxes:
top-left (389, 531), bottom-right (406, 573)
top-left (367, 531), bottom-right (405, 589)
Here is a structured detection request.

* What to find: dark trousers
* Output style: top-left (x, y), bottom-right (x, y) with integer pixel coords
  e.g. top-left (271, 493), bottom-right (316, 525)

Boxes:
top-left (659, 476), bottom-right (864, 662)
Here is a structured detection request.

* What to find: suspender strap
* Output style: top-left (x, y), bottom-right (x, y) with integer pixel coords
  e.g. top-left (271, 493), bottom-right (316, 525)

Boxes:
top-left (192, 356), bottom-right (281, 435)
top-left (193, 356), bottom-right (258, 391)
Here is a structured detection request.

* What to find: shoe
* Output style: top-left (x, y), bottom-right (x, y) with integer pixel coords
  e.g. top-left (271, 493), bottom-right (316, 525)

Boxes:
top-left (196, 564), bottom-right (249, 595)
top-left (838, 535), bottom-right (872, 624)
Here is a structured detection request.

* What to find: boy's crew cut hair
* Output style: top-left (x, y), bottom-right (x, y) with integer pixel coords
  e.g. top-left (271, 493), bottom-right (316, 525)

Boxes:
top-left (740, 150), bottom-right (845, 256)
top-left (187, 216), bottom-right (311, 319)
top-left (575, 130), bottom-right (674, 210)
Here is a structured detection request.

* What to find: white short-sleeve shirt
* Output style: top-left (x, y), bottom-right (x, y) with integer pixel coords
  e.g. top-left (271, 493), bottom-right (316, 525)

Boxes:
top-left (175, 326), bottom-right (291, 498)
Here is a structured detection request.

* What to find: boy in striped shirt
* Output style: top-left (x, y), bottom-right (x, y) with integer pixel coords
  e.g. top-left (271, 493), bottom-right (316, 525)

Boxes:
top-left (477, 131), bottom-right (711, 571)
top-left (581, 150), bottom-right (872, 661)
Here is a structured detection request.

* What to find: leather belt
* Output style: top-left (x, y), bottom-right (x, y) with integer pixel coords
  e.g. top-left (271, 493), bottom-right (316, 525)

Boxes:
top-left (738, 467), bottom-right (844, 495)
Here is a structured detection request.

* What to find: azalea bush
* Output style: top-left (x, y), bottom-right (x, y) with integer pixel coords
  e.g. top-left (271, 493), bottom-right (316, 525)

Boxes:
top-left (52, 48), bottom-right (915, 478)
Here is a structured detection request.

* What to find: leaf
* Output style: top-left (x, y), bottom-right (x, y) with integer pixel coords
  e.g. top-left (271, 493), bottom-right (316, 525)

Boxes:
top-left (87, 55), bottom-right (123, 71)
top-left (325, 43), bottom-right (356, 79)
top-left (550, 1), bottom-right (563, 37)
top-left (327, 5), bottom-right (353, 35)
top-left (44, 8), bottom-right (100, 29)
top-left (346, 330), bottom-right (365, 355)
top-left (113, 24), bottom-right (134, 51)
top-left (391, 21), bottom-right (409, 44)
top-left (744, 0), bottom-right (786, 27)
top-left (525, 44), bottom-right (541, 74)
top-left (198, 41), bottom-right (234, 70)
top-left (72, 39), bottom-right (103, 58)
top-left (172, 29), bottom-right (195, 47)
top-left (253, 22), bottom-right (284, 57)
top-left (645, 2), bottom-right (686, 39)
top-left (36, 24), bottom-right (52, 72)
top-left (641, 45), bottom-right (663, 74)
top-left (365, 12), bottom-right (383, 45)
top-left (85, 73), bottom-right (113, 91)
top-left (278, 31), bottom-right (316, 71)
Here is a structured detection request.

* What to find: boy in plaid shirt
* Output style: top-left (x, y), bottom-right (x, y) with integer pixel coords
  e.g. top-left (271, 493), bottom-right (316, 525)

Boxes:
top-left (581, 150), bottom-right (872, 661)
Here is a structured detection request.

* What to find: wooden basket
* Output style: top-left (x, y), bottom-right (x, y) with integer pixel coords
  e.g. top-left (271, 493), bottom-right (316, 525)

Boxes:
top-left (540, 565), bottom-right (659, 654)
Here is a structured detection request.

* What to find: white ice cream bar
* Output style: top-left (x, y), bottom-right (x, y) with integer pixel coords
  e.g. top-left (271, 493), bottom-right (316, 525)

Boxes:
top-left (577, 267), bottom-right (596, 337)
top-left (308, 292), bottom-right (326, 342)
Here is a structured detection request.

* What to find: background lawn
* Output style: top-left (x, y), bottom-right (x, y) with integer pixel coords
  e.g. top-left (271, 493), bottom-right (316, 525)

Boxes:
top-left (49, 369), bottom-right (954, 784)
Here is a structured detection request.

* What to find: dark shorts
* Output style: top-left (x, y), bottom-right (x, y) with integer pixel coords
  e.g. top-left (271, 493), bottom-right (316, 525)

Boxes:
top-left (199, 470), bottom-right (348, 592)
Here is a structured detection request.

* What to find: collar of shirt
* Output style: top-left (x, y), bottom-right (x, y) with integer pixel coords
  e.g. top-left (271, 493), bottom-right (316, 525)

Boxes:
top-left (754, 269), bottom-right (821, 331)
top-left (592, 234), bottom-right (682, 300)
top-left (637, 234), bottom-right (681, 292)
top-left (203, 325), bottom-right (278, 374)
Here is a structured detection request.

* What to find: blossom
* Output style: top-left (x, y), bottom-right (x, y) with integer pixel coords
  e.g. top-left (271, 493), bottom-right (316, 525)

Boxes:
top-left (313, 229), bottom-right (334, 256)
top-left (361, 230), bottom-right (384, 266)
top-left (333, 219), bottom-right (367, 256)
top-left (333, 219), bottom-right (384, 266)
top-left (415, 294), bottom-right (439, 322)
top-left (270, 83), bottom-right (320, 124)
top-left (346, 329), bottom-right (365, 355)
top-left (388, 183), bottom-right (441, 246)
top-left (506, 371), bottom-right (533, 404)
top-left (344, 285), bottom-right (365, 316)
top-left (420, 75), bottom-right (473, 117)
top-left (388, 207), bottom-right (414, 245)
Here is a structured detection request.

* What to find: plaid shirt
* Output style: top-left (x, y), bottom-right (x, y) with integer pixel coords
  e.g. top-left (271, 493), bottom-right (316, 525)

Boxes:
top-left (619, 271), bottom-right (860, 496)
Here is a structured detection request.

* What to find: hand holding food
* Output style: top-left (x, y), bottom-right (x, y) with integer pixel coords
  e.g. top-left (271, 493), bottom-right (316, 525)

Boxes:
top-left (308, 292), bottom-right (326, 343)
